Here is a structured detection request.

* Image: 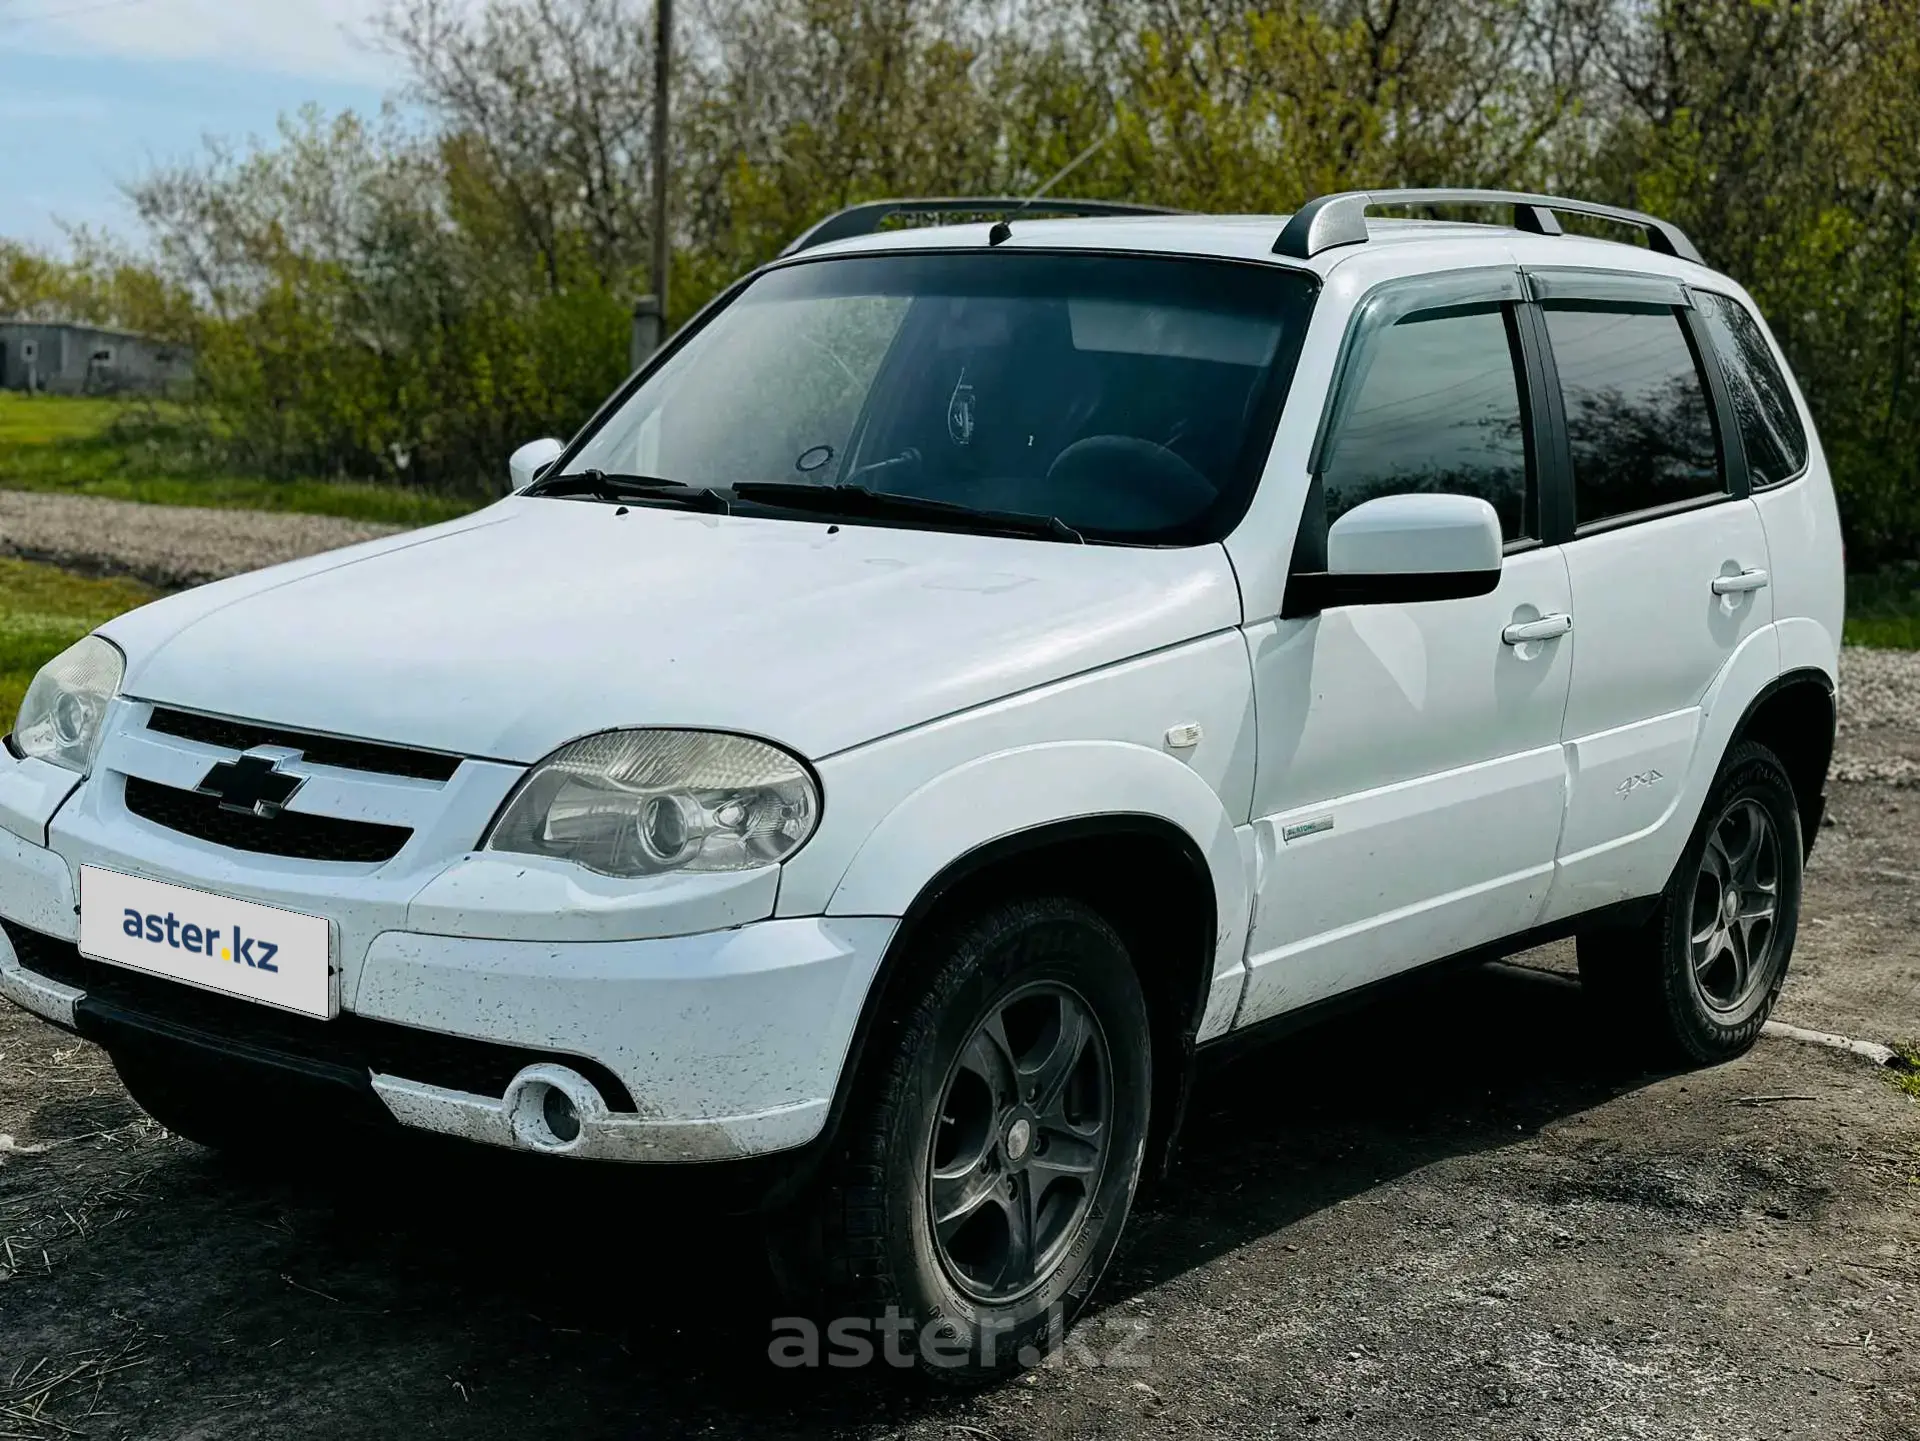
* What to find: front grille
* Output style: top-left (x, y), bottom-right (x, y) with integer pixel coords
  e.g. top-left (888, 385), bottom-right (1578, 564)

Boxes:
top-left (147, 707), bottom-right (463, 783)
top-left (3, 921), bottom-right (637, 1111)
top-left (124, 776), bottom-right (412, 864)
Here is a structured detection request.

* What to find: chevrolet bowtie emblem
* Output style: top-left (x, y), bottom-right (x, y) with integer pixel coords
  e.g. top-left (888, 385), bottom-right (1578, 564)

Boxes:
top-left (195, 754), bottom-right (304, 818)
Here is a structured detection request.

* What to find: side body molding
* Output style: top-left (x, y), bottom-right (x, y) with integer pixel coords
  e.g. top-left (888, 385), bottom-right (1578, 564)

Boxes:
top-left (824, 740), bottom-right (1252, 1042)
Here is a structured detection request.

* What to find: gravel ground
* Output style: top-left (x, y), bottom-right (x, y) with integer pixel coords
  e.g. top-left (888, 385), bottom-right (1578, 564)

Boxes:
top-left (1834, 646), bottom-right (1920, 787)
top-left (0, 529), bottom-right (1915, 1439)
top-left (0, 491), bottom-right (402, 589)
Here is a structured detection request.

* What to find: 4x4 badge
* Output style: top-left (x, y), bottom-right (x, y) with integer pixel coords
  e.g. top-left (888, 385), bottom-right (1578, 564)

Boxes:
top-left (1617, 769), bottom-right (1664, 797)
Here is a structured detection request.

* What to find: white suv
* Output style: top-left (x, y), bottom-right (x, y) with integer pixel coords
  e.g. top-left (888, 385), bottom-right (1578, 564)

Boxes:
top-left (0, 189), bottom-right (1842, 1377)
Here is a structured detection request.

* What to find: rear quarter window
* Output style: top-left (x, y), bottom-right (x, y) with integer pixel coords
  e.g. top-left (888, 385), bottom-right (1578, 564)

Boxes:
top-left (1695, 291), bottom-right (1809, 488)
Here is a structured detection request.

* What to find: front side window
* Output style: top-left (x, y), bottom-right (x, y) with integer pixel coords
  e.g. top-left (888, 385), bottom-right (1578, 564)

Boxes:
top-left (1695, 290), bottom-right (1809, 488)
top-left (1544, 302), bottom-right (1723, 527)
top-left (1320, 303), bottom-right (1534, 543)
top-left (561, 252), bottom-right (1315, 543)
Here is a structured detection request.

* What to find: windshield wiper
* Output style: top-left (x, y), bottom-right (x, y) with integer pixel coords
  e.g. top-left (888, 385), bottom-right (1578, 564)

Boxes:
top-left (527, 469), bottom-right (730, 513)
top-left (730, 482), bottom-right (1084, 544)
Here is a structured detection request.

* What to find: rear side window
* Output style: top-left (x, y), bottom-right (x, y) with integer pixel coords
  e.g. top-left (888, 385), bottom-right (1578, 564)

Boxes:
top-left (1544, 302), bottom-right (1723, 527)
top-left (1695, 291), bottom-right (1809, 487)
top-left (1320, 304), bottom-right (1534, 542)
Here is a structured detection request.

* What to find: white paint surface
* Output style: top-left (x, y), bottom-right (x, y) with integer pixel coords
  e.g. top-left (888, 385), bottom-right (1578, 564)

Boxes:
top-left (0, 216), bottom-right (1849, 1162)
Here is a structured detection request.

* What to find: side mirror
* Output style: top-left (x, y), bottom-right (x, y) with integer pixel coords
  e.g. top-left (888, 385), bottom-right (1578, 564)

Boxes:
top-left (1287, 492), bottom-right (1503, 613)
top-left (508, 437), bottom-right (566, 492)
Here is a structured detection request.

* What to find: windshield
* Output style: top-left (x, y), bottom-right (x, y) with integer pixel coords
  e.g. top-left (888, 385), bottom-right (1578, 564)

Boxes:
top-left (559, 251), bottom-right (1315, 543)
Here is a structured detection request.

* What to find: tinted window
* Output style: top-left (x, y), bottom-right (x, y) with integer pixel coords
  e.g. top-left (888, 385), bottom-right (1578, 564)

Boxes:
top-left (564, 253), bottom-right (1314, 544)
top-left (1696, 290), bottom-right (1808, 487)
top-left (1544, 302), bottom-right (1723, 526)
top-left (1320, 304), bottom-right (1533, 542)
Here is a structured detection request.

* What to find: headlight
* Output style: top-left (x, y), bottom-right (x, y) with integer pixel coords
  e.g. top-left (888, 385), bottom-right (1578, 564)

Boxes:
top-left (484, 729), bottom-right (820, 877)
top-left (13, 635), bottom-right (124, 774)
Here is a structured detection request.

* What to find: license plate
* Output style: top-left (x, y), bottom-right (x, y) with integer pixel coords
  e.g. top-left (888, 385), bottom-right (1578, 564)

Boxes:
top-left (78, 866), bottom-right (335, 1019)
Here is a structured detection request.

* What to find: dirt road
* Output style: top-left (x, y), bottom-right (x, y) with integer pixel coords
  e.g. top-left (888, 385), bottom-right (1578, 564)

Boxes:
top-left (3, 662), bottom-right (1916, 1440)
top-left (0, 490), bottom-right (402, 589)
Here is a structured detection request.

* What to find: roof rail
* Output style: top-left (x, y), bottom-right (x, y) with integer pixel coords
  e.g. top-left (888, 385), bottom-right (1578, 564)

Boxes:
top-left (781, 197), bottom-right (1182, 257)
top-left (1272, 188), bottom-right (1703, 265)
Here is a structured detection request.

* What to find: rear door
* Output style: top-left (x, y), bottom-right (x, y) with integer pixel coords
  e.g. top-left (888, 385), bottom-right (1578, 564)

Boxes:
top-left (1529, 270), bottom-right (1774, 922)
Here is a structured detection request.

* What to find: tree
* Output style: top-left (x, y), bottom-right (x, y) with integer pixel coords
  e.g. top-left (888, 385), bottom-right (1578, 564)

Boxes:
top-left (48, 0), bottom-right (1920, 556)
top-left (0, 232), bottom-right (195, 338)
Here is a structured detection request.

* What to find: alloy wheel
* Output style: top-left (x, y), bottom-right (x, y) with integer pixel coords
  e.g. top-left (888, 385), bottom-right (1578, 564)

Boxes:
top-left (1689, 797), bottom-right (1782, 1013)
top-left (926, 981), bottom-right (1113, 1304)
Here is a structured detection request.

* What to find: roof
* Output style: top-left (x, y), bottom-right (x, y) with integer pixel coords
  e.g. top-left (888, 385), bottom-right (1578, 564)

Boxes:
top-left (0, 318), bottom-right (181, 346)
top-left (785, 213), bottom-right (1722, 288)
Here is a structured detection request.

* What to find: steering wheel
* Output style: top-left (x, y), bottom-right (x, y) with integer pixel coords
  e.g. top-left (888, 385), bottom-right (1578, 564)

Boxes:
top-left (1044, 435), bottom-right (1215, 530)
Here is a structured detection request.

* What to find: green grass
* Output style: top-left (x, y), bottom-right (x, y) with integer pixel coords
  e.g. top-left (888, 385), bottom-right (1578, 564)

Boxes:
top-left (0, 394), bottom-right (480, 528)
top-left (0, 556), bottom-right (157, 723)
top-left (1892, 1043), bottom-right (1920, 1102)
top-left (1844, 566), bottom-right (1920, 649)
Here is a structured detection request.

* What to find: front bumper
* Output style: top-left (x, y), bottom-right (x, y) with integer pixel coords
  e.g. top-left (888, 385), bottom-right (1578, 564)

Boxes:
top-left (0, 817), bottom-right (893, 1163)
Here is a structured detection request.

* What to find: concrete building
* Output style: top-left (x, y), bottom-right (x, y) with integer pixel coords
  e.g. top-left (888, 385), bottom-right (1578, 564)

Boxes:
top-left (0, 321), bottom-right (193, 396)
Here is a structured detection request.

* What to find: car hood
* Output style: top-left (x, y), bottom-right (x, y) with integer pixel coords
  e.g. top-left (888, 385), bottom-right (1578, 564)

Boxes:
top-left (104, 497), bottom-right (1243, 762)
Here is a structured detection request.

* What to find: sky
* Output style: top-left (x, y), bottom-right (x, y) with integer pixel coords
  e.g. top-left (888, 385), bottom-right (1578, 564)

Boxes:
top-left (0, 0), bottom-right (401, 250)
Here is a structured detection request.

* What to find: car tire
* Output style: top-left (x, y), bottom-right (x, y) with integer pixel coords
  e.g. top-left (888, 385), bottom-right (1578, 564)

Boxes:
top-left (1577, 740), bottom-right (1803, 1065)
top-left (779, 896), bottom-right (1153, 1383)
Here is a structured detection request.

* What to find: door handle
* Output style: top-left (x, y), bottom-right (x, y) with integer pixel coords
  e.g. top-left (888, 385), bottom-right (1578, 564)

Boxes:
top-left (1711, 568), bottom-right (1770, 595)
top-left (1502, 613), bottom-right (1573, 645)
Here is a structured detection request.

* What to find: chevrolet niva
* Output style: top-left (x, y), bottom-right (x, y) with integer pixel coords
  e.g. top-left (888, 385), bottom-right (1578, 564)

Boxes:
top-left (0, 189), bottom-right (1841, 1379)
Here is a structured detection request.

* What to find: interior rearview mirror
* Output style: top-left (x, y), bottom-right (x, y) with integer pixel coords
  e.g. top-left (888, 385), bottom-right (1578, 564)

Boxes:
top-left (1286, 492), bottom-right (1504, 614)
top-left (508, 437), bottom-right (566, 493)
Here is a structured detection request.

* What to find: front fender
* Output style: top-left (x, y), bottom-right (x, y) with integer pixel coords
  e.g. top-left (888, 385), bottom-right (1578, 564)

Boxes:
top-left (824, 740), bottom-right (1251, 1042)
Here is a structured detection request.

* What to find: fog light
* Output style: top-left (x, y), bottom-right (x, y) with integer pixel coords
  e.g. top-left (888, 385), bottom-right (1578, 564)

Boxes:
top-left (541, 1084), bottom-right (581, 1144)
top-left (504, 1064), bottom-right (606, 1153)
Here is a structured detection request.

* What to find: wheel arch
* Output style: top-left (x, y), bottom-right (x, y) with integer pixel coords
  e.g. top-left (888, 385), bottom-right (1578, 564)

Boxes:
top-left (872, 813), bottom-right (1221, 1034)
top-left (1725, 666), bottom-right (1837, 856)
top-left (794, 813), bottom-right (1227, 1200)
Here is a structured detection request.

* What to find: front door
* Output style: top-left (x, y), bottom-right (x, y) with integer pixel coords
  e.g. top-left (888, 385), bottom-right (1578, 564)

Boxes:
top-left (1237, 277), bottom-right (1575, 1028)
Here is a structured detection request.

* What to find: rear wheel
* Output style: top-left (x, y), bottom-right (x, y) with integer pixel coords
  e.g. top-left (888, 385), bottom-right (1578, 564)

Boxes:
top-left (1578, 740), bottom-right (1802, 1064)
top-left (777, 896), bottom-right (1152, 1382)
